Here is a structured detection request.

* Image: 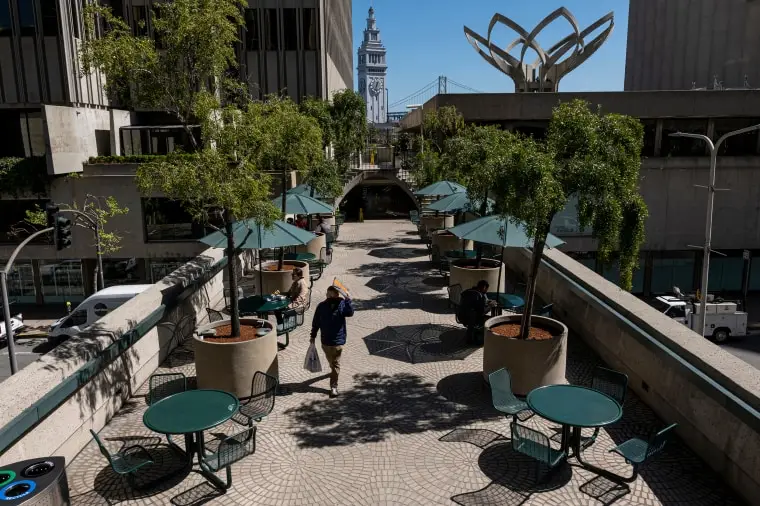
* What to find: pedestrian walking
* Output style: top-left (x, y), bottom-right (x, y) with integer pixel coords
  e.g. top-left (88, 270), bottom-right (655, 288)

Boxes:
top-left (310, 285), bottom-right (354, 397)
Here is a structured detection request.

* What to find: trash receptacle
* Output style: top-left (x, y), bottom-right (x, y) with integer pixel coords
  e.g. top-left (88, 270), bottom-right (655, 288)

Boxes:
top-left (0, 457), bottom-right (69, 505)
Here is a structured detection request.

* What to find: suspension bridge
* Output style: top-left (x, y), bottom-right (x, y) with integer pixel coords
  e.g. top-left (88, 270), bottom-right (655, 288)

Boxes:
top-left (386, 75), bottom-right (483, 122)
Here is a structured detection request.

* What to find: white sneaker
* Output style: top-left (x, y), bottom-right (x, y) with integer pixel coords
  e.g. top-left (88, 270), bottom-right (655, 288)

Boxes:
top-left (330, 387), bottom-right (338, 397)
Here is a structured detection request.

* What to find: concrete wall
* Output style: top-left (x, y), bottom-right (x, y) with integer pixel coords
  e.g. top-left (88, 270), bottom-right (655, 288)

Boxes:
top-left (0, 246), bottom-right (226, 465)
top-left (625, 0), bottom-right (760, 91)
top-left (502, 246), bottom-right (760, 503)
top-left (43, 105), bottom-right (114, 175)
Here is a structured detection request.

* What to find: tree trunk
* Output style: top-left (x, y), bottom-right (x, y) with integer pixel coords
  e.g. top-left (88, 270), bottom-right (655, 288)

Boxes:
top-left (278, 167), bottom-right (287, 270)
top-left (225, 210), bottom-right (241, 338)
top-left (520, 228), bottom-right (547, 340)
top-left (475, 189), bottom-right (488, 268)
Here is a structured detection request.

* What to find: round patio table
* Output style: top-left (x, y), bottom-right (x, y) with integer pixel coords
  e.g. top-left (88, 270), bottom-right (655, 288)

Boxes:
top-left (487, 292), bottom-right (524, 309)
top-left (527, 384), bottom-right (623, 480)
top-left (144, 390), bottom-right (239, 489)
top-left (284, 252), bottom-right (316, 261)
top-left (444, 250), bottom-right (476, 259)
top-left (238, 295), bottom-right (290, 316)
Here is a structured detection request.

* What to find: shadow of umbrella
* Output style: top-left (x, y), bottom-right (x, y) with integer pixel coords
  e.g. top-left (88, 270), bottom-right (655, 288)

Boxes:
top-left (362, 324), bottom-right (478, 364)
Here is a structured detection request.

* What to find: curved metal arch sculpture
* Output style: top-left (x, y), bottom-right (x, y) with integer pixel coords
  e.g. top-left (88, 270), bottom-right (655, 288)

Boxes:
top-left (464, 7), bottom-right (614, 92)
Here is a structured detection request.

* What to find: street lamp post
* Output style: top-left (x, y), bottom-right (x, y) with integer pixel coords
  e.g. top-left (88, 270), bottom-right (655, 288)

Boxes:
top-left (669, 123), bottom-right (760, 336)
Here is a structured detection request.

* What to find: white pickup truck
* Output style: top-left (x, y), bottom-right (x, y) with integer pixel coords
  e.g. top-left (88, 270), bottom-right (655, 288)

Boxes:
top-left (652, 295), bottom-right (747, 343)
top-left (0, 313), bottom-right (25, 341)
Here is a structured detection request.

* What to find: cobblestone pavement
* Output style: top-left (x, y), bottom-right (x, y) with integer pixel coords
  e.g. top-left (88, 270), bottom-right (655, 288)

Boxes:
top-left (68, 221), bottom-right (744, 506)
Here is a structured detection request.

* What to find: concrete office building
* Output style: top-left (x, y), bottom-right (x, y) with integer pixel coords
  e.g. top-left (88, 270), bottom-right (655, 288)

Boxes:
top-left (400, 90), bottom-right (760, 296)
top-left (625, 0), bottom-right (760, 91)
top-left (0, 0), bottom-right (352, 306)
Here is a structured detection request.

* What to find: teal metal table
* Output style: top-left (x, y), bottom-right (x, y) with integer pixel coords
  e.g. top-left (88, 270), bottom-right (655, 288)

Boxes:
top-left (143, 389), bottom-right (239, 489)
top-left (284, 252), bottom-right (316, 261)
top-left (238, 295), bottom-right (290, 316)
top-left (528, 384), bottom-right (624, 481)
top-left (444, 250), bottom-right (476, 259)
top-left (487, 292), bottom-right (525, 309)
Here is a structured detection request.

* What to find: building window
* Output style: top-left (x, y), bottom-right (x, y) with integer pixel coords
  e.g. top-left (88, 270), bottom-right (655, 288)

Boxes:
top-left (69, 0), bottom-right (80, 38)
top-left (282, 8), bottom-right (297, 50)
top-left (0, 261), bottom-right (35, 303)
top-left (103, 258), bottom-right (142, 286)
top-left (142, 198), bottom-right (218, 242)
top-left (17, 0), bottom-right (35, 36)
top-left (132, 6), bottom-right (147, 36)
top-left (245, 8), bottom-right (259, 50)
top-left (650, 253), bottom-right (696, 294)
top-left (40, 260), bottom-right (85, 302)
top-left (660, 119), bottom-right (708, 157)
top-left (302, 8), bottom-right (316, 50)
top-left (0, 0), bottom-right (12, 36)
top-left (0, 200), bottom-right (49, 244)
top-left (601, 255), bottom-right (645, 294)
top-left (40, 0), bottom-right (58, 35)
top-left (641, 120), bottom-right (656, 156)
top-left (708, 255), bottom-right (744, 292)
top-left (150, 259), bottom-right (190, 283)
top-left (714, 118), bottom-right (760, 156)
top-left (264, 8), bottom-right (277, 50)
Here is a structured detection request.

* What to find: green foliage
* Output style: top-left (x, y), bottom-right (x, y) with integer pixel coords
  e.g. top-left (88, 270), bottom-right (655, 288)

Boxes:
top-left (406, 106), bottom-right (466, 188)
top-left (304, 158), bottom-right (344, 200)
top-left (0, 157), bottom-right (49, 196)
top-left (423, 106), bottom-right (465, 154)
top-left (80, 0), bottom-right (245, 139)
top-left (300, 96), bottom-right (334, 149)
top-left (331, 89), bottom-right (367, 172)
top-left (87, 154), bottom-right (195, 164)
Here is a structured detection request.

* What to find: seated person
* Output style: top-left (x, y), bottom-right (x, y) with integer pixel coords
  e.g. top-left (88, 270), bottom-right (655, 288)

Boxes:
top-left (296, 215), bottom-right (309, 229)
top-left (457, 280), bottom-right (496, 345)
top-left (287, 217), bottom-right (295, 225)
top-left (287, 267), bottom-right (309, 312)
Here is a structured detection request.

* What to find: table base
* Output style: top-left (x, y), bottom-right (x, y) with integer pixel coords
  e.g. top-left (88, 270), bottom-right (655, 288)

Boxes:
top-left (555, 425), bottom-right (632, 484)
top-left (168, 431), bottom-right (232, 490)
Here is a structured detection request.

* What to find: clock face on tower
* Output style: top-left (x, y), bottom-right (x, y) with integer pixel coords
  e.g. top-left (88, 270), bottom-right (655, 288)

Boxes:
top-left (370, 78), bottom-right (383, 96)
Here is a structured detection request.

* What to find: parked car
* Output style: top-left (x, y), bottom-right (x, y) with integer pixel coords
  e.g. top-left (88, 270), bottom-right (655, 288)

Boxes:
top-left (0, 313), bottom-right (25, 341)
top-left (47, 284), bottom-right (152, 343)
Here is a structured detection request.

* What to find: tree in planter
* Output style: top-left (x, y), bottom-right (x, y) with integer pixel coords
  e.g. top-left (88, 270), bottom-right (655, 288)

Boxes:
top-left (304, 158), bottom-right (344, 201)
top-left (331, 90), bottom-right (367, 173)
top-left (490, 99), bottom-right (647, 339)
top-left (410, 106), bottom-right (466, 188)
top-left (23, 196), bottom-right (129, 290)
top-left (300, 97), bottom-right (334, 151)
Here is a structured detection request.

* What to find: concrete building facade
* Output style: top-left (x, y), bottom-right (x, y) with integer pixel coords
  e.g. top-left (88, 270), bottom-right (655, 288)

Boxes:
top-left (0, 0), bottom-right (353, 307)
top-left (400, 90), bottom-right (760, 296)
top-left (357, 6), bottom-right (387, 124)
top-left (625, 0), bottom-right (760, 91)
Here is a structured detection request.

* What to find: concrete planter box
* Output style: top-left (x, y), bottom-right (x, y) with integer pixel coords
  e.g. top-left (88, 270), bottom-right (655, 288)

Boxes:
top-left (296, 232), bottom-right (326, 257)
top-left (449, 258), bottom-right (505, 292)
top-left (194, 318), bottom-right (277, 398)
top-left (420, 215), bottom-right (454, 232)
top-left (254, 260), bottom-right (309, 295)
top-left (431, 231), bottom-right (473, 258)
top-left (483, 314), bottom-right (568, 396)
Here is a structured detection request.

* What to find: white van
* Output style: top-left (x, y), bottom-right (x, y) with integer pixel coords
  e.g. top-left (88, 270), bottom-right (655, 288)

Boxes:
top-left (48, 284), bottom-right (152, 343)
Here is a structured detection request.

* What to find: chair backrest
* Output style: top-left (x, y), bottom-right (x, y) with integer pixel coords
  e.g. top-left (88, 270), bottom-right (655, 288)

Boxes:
top-left (410, 210), bottom-right (419, 221)
top-left (591, 366), bottom-right (628, 405)
top-left (536, 304), bottom-right (553, 317)
top-left (447, 284), bottom-right (463, 307)
top-left (207, 308), bottom-right (224, 323)
top-left (277, 309), bottom-right (298, 335)
top-left (90, 430), bottom-right (113, 464)
top-left (172, 314), bottom-right (196, 345)
top-left (488, 368), bottom-right (520, 408)
top-left (511, 422), bottom-right (552, 464)
top-left (148, 373), bottom-right (187, 405)
top-left (248, 371), bottom-right (278, 416)
top-left (646, 423), bottom-right (678, 459)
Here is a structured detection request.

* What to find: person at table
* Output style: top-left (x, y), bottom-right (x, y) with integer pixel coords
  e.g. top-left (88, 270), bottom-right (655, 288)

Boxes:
top-left (287, 267), bottom-right (309, 311)
top-left (458, 280), bottom-right (497, 346)
top-left (310, 286), bottom-right (354, 398)
top-left (287, 217), bottom-right (295, 226)
top-left (313, 216), bottom-right (331, 235)
top-left (296, 215), bottom-right (308, 229)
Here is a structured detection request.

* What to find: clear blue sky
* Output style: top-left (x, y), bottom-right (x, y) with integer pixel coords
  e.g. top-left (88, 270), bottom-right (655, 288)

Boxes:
top-left (352, 0), bottom-right (629, 110)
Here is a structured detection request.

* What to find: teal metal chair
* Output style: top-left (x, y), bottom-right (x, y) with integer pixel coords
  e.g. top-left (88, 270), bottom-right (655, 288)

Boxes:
top-left (232, 371), bottom-right (278, 431)
top-left (580, 366), bottom-right (629, 449)
top-left (489, 368), bottom-right (533, 423)
top-left (511, 423), bottom-right (566, 483)
top-left (200, 427), bottom-right (256, 490)
top-left (447, 284), bottom-right (462, 310)
top-left (409, 210), bottom-right (420, 225)
top-left (335, 214), bottom-right (345, 226)
top-left (276, 309), bottom-right (298, 349)
top-left (609, 423), bottom-right (678, 482)
top-left (148, 373), bottom-right (187, 448)
top-left (90, 430), bottom-right (154, 489)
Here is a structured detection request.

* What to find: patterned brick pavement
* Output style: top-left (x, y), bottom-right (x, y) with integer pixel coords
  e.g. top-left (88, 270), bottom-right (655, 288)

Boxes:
top-left (68, 221), bottom-right (745, 505)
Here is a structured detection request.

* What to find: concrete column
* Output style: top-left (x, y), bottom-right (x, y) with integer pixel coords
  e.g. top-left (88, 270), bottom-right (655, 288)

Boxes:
top-left (654, 120), bottom-right (663, 157)
top-left (32, 260), bottom-right (44, 305)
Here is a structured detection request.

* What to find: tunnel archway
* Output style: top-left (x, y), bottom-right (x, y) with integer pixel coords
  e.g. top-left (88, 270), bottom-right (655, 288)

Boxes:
top-left (337, 170), bottom-right (419, 221)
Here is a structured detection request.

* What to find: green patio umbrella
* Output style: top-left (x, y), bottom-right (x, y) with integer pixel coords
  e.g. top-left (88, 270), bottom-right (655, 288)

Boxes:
top-left (272, 193), bottom-right (334, 215)
top-left (414, 180), bottom-right (466, 197)
top-left (448, 215), bottom-right (564, 301)
top-left (287, 184), bottom-right (323, 199)
top-left (426, 192), bottom-right (494, 214)
top-left (200, 219), bottom-right (316, 294)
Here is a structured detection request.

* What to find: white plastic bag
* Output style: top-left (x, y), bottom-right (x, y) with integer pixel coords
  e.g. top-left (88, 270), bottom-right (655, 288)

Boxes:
top-left (303, 342), bottom-right (323, 373)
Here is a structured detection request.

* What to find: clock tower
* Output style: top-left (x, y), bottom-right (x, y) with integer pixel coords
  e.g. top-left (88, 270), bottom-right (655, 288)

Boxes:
top-left (357, 7), bottom-right (388, 124)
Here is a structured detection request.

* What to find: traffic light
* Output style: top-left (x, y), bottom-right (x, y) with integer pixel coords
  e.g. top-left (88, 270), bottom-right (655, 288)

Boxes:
top-left (45, 203), bottom-right (59, 228)
top-left (55, 215), bottom-right (72, 251)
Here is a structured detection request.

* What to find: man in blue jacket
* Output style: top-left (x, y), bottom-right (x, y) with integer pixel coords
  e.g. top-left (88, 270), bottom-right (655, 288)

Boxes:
top-left (310, 286), bottom-right (354, 397)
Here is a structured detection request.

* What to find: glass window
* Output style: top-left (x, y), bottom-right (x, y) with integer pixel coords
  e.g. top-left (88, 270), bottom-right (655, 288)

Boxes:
top-left (0, 200), bottom-right (50, 245)
top-left (150, 260), bottom-right (189, 283)
top-left (282, 8), bottom-right (296, 50)
top-left (601, 255), bottom-right (645, 294)
top-left (132, 6), bottom-right (147, 36)
top-left (302, 8), bottom-right (316, 50)
top-left (749, 255), bottom-right (760, 291)
top-left (651, 254), bottom-right (696, 294)
top-left (17, 0), bottom-right (35, 36)
top-left (244, 8), bottom-right (259, 50)
top-left (40, 0), bottom-right (58, 35)
top-left (641, 120), bottom-right (656, 156)
top-left (103, 258), bottom-right (143, 286)
top-left (708, 256), bottom-right (744, 292)
top-left (61, 310), bottom-right (87, 328)
top-left (0, 0), bottom-right (11, 36)
top-left (264, 8), bottom-right (277, 50)
top-left (40, 260), bottom-right (85, 302)
top-left (665, 305), bottom-right (686, 318)
top-left (661, 119), bottom-right (708, 157)
top-left (143, 198), bottom-right (215, 241)
top-left (714, 118), bottom-right (760, 156)
top-left (0, 261), bottom-right (35, 303)
top-left (93, 302), bottom-right (109, 318)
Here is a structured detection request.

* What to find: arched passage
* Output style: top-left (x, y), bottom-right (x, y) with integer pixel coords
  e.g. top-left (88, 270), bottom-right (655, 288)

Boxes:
top-left (337, 170), bottom-right (419, 221)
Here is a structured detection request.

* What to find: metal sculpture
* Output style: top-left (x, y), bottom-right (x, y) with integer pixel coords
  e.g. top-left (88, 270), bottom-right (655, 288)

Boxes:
top-left (464, 7), bottom-right (614, 92)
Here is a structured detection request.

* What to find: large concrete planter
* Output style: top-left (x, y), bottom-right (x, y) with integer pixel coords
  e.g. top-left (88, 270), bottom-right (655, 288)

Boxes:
top-left (296, 232), bottom-right (326, 257)
top-left (483, 314), bottom-right (568, 396)
top-left (449, 258), bottom-right (505, 292)
top-left (194, 318), bottom-right (277, 398)
top-left (431, 231), bottom-right (473, 257)
top-left (254, 260), bottom-right (309, 295)
top-left (420, 214), bottom-right (454, 232)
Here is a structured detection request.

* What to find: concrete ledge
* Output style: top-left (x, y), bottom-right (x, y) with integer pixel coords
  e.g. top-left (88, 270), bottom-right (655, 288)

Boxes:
top-left (502, 246), bottom-right (760, 503)
top-left (0, 247), bottom-right (227, 465)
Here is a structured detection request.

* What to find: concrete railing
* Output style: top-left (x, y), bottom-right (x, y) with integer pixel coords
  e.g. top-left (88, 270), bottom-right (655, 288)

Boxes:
top-left (502, 247), bottom-right (760, 503)
top-left (0, 247), bottom-right (228, 465)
